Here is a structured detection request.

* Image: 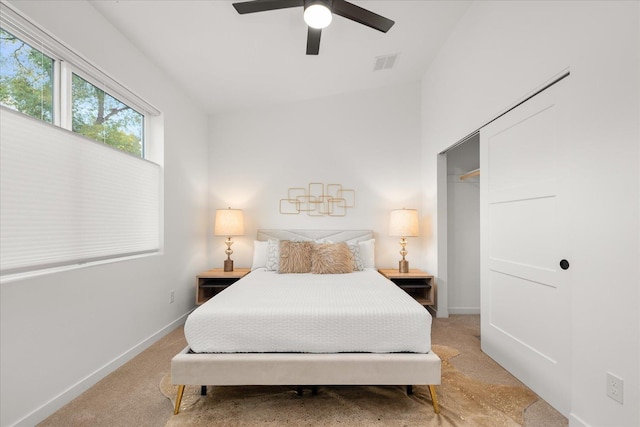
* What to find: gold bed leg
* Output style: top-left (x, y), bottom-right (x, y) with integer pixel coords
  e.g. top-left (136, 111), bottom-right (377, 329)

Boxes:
top-left (428, 385), bottom-right (440, 414)
top-left (174, 385), bottom-right (185, 415)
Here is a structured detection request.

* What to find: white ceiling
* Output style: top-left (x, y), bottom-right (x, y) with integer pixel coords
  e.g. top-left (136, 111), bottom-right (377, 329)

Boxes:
top-left (90, 0), bottom-right (472, 115)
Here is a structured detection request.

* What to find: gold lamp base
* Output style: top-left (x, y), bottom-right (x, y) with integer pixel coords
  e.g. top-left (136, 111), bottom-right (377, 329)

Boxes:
top-left (223, 237), bottom-right (234, 272)
top-left (399, 259), bottom-right (409, 273)
top-left (398, 237), bottom-right (409, 273)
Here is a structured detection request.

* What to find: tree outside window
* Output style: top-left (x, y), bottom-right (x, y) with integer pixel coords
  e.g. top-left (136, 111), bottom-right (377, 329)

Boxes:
top-left (1, 27), bottom-right (144, 158)
top-left (0, 28), bottom-right (53, 123)
top-left (72, 74), bottom-right (144, 157)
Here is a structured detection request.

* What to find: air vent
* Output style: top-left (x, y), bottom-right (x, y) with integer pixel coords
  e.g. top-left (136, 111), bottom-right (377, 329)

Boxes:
top-left (373, 53), bottom-right (398, 71)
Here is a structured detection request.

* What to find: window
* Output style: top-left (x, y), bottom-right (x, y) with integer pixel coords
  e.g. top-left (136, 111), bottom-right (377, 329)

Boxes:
top-left (0, 27), bottom-right (53, 123)
top-left (72, 73), bottom-right (144, 157)
top-left (0, 19), bottom-right (152, 157)
top-left (0, 3), bottom-right (162, 279)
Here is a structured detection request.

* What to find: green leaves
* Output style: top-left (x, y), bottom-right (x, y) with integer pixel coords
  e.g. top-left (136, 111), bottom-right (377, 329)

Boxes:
top-left (1, 27), bottom-right (143, 157)
top-left (72, 74), bottom-right (143, 157)
top-left (0, 28), bottom-right (53, 122)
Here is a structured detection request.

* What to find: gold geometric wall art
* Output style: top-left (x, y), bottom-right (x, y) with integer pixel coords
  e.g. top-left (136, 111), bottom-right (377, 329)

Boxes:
top-left (279, 182), bottom-right (356, 216)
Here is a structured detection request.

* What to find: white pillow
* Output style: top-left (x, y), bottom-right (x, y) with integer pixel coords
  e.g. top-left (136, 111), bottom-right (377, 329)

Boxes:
top-left (347, 242), bottom-right (364, 271)
top-left (265, 239), bottom-right (280, 271)
top-left (358, 238), bottom-right (375, 269)
top-left (251, 240), bottom-right (268, 270)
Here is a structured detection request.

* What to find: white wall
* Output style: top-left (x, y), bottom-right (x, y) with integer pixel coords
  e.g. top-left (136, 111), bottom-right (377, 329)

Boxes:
top-left (208, 82), bottom-right (423, 271)
top-left (0, 2), bottom-right (209, 426)
top-left (446, 137), bottom-right (480, 314)
top-left (421, 1), bottom-right (639, 426)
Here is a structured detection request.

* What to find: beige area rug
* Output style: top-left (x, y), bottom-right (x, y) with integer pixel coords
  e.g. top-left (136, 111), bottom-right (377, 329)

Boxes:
top-left (160, 345), bottom-right (538, 426)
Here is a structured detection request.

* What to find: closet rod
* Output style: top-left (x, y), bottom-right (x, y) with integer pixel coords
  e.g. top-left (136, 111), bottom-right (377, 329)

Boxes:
top-left (460, 168), bottom-right (480, 181)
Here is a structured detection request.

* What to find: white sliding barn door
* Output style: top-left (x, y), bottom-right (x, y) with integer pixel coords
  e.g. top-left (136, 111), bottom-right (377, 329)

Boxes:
top-left (480, 78), bottom-right (571, 416)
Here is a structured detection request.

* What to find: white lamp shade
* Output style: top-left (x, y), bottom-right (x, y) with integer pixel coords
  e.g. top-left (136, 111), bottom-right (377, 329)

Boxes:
top-left (304, 3), bottom-right (332, 29)
top-left (389, 209), bottom-right (419, 237)
top-left (214, 208), bottom-right (245, 236)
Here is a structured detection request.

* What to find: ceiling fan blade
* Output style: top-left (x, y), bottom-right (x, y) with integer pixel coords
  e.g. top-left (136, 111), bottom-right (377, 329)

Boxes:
top-left (233, 0), bottom-right (304, 14)
top-left (306, 27), bottom-right (321, 55)
top-left (331, 0), bottom-right (395, 33)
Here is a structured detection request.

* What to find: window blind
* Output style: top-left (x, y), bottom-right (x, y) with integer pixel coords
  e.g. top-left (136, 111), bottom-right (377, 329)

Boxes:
top-left (0, 107), bottom-right (161, 276)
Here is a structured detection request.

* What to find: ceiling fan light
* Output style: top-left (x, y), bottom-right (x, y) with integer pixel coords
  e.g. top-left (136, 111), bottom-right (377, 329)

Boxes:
top-left (304, 3), bottom-right (332, 29)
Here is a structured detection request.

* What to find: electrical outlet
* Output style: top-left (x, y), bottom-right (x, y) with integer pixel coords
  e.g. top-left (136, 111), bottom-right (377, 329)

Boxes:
top-left (169, 290), bottom-right (175, 304)
top-left (607, 372), bottom-right (623, 404)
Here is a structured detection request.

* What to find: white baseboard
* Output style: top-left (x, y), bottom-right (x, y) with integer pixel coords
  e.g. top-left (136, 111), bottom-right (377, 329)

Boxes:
top-left (432, 305), bottom-right (449, 318)
top-left (569, 412), bottom-right (590, 427)
top-left (11, 312), bottom-right (190, 427)
top-left (448, 307), bottom-right (480, 315)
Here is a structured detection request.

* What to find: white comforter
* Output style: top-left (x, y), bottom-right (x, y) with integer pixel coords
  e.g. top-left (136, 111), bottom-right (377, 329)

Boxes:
top-left (184, 269), bottom-right (432, 354)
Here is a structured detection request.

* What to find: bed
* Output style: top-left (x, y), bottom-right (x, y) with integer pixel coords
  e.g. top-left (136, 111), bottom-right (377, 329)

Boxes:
top-left (171, 230), bottom-right (441, 415)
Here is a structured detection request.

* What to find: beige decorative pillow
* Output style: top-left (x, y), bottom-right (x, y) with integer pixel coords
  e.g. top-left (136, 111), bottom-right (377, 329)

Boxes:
top-left (311, 242), bottom-right (354, 274)
top-left (278, 241), bottom-right (313, 273)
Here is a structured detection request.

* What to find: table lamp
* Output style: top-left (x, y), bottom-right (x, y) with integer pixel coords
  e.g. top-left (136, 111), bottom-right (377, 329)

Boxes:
top-left (389, 208), bottom-right (419, 273)
top-left (214, 207), bottom-right (244, 272)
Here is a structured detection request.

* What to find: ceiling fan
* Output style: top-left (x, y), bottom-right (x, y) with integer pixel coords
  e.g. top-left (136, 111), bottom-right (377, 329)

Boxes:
top-left (232, 0), bottom-right (395, 55)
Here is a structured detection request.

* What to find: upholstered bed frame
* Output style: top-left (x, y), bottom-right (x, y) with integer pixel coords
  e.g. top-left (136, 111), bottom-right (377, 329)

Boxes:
top-left (171, 230), bottom-right (441, 415)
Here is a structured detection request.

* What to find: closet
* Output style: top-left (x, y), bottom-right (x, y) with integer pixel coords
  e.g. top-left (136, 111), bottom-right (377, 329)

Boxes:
top-left (437, 73), bottom-right (572, 415)
top-left (445, 134), bottom-right (480, 314)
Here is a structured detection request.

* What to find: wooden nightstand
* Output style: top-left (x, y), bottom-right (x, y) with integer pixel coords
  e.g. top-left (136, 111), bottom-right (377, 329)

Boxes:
top-left (378, 269), bottom-right (436, 307)
top-left (196, 268), bottom-right (250, 305)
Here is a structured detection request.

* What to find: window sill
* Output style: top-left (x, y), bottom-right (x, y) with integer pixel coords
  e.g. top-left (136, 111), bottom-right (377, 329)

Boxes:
top-left (0, 251), bottom-right (162, 284)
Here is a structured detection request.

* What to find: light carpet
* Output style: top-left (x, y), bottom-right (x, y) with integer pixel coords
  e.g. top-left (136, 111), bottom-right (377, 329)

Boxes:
top-left (160, 345), bottom-right (538, 426)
